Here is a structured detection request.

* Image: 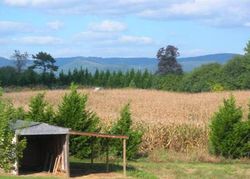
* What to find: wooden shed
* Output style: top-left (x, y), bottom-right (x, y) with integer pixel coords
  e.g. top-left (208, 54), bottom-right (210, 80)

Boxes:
top-left (10, 120), bottom-right (128, 178)
top-left (11, 120), bottom-right (70, 177)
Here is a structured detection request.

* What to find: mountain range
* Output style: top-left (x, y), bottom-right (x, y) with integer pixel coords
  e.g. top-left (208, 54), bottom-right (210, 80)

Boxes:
top-left (0, 53), bottom-right (238, 73)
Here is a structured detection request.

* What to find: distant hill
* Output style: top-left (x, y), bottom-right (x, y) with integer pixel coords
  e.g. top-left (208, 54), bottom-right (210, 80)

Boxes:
top-left (0, 57), bottom-right (12, 66)
top-left (0, 53), bottom-right (238, 73)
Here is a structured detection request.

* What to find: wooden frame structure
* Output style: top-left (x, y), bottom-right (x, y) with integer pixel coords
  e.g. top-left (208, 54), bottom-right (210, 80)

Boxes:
top-left (69, 130), bottom-right (128, 176)
top-left (10, 120), bottom-right (128, 178)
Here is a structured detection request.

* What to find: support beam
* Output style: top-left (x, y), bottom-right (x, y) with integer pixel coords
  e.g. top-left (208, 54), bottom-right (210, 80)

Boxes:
top-left (70, 131), bottom-right (128, 139)
top-left (14, 134), bottom-right (19, 175)
top-left (91, 139), bottom-right (94, 166)
top-left (123, 139), bottom-right (126, 176)
top-left (106, 139), bottom-right (109, 172)
top-left (65, 134), bottom-right (70, 178)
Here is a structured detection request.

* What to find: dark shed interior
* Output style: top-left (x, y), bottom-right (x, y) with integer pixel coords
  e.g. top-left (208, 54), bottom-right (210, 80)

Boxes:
top-left (19, 135), bottom-right (66, 173)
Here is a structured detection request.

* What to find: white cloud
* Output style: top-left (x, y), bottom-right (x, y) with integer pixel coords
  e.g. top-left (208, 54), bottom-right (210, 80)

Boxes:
top-left (138, 0), bottom-right (250, 27)
top-left (0, 21), bottom-right (33, 34)
top-left (3, 0), bottom-right (79, 8)
top-left (118, 35), bottom-right (153, 45)
top-left (74, 31), bottom-right (116, 42)
top-left (89, 20), bottom-right (126, 32)
top-left (4, 0), bottom-right (250, 28)
top-left (18, 36), bottom-right (63, 45)
top-left (47, 20), bottom-right (64, 30)
top-left (74, 20), bottom-right (124, 43)
top-left (74, 20), bottom-right (153, 46)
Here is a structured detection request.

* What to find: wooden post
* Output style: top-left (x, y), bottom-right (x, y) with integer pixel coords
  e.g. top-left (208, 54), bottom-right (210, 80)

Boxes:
top-left (123, 139), bottom-right (126, 176)
top-left (15, 134), bottom-right (19, 175)
top-left (91, 139), bottom-right (94, 166)
top-left (106, 139), bottom-right (109, 172)
top-left (65, 134), bottom-right (70, 178)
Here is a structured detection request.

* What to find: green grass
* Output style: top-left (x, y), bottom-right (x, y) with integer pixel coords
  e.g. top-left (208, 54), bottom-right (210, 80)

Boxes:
top-left (127, 158), bottom-right (250, 179)
top-left (1, 157), bottom-right (250, 179)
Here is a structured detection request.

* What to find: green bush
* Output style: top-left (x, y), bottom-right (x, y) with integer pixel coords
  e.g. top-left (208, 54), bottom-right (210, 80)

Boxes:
top-left (180, 63), bottom-right (223, 92)
top-left (222, 55), bottom-right (250, 90)
top-left (0, 89), bottom-right (26, 172)
top-left (226, 121), bottom-right (250, 158)
top-left (209, 96), bottom-right (242, 157)
top-left (129, 80), bottom-right (137, 88)
top-left (56, 83), bottom-right (100, 158)
top-left (27, 92), bottom-right (55, 124)
top-left (209, 96), bottom-right (250, 158)
top-left (109, 103), bottom-right (143, 159)
top-left (211, 83), bottom-right (224, 92)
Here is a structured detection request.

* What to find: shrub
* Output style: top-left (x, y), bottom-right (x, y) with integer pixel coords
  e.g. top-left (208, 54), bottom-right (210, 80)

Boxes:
top-left (209, 96), bottom-right (242, 157)
top-left (0, 89), bottom-right (26, 172)
top-left (211, 83), bottom-right (224, 92)
top-left (209, 95), bottom-right (250, 158)
top-left (56, 83), bottom-right (100, 158)
top-left (129, 80), bottom-right (137, 88)
top-left (180, 63), bottom-right (223, 92)
top-left (109, 103), bottom-right (143, 159)
top-left (222, 55), bottom-right (250, 90)
top-left (27, 92), bottom-right (55, 124)
top-left (226, 121), bottom-right (250, 158)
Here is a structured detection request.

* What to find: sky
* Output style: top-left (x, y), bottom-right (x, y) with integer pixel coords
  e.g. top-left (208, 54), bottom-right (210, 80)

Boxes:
top-left (0, 0), bottom-right (250, 58)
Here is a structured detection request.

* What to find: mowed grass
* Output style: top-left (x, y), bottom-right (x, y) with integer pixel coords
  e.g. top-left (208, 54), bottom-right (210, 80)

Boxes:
top-left (128, 159), bottom-right (250, 179)
top-left (3, 88), bottom-right (250, 126)
top-left (2, 158), bottom-right (249, 179)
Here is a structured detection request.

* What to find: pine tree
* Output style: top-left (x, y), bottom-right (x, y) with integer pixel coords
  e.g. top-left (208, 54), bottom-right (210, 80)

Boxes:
top-left (56, 83), bottom-right (100, 158)
top-left (209, 96), bottom-right (242, 157)
top-left (109, 104), bottom-right (143, 159)
top-left (27, 93), bottom-right (55, 124)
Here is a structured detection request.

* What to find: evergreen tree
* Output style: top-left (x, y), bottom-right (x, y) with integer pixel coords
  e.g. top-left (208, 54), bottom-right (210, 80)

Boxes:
top-left (109, 104), bottom-right (143, 159)
top-left (244, 40), bottom-right (250, 55)
top-left (27, 93), bottom-right (55, 124)
top-left (209, 96), bottom-right (242, 157)
top-left (56, 84), bottom-right (100, 158)
top-left (129, 80), bottom-right (137, 88)
top-left (30, 52), bottom-right (58, 75)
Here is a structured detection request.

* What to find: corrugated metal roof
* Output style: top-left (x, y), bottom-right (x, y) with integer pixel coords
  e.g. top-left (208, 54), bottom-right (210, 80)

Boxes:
top-left (11, 120), bottom-right (70, 135)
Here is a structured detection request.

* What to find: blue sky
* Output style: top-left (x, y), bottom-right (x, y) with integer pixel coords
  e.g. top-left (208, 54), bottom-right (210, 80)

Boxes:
top-left (0, 0), bottom-right (250, 58)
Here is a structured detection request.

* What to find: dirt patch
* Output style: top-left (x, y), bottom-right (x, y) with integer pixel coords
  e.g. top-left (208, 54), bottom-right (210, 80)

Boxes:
top-left (73, 172), bottom-right (126, 179)
top-left (18, 171), bottom-right (126, 179)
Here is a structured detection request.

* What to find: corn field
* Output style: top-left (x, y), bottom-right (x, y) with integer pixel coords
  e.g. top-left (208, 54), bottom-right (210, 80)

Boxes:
top-left (4, 88), bottom-right (250, 155)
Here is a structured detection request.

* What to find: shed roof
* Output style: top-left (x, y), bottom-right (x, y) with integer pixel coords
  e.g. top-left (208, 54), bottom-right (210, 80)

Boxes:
top-left (11, 120), bottom-right (70, 136)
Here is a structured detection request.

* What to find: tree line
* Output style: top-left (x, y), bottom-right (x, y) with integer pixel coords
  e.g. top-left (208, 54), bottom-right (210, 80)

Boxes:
top-left (1, 41), bottom-right (250, 92)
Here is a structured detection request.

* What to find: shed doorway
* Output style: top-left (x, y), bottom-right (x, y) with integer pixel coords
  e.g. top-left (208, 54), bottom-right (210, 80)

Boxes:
top-left (19, 134), bottom-right (68, 175)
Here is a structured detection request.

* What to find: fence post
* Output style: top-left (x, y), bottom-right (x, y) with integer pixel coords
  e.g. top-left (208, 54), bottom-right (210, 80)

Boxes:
top-left (123, 139), bottom-right (126, 176)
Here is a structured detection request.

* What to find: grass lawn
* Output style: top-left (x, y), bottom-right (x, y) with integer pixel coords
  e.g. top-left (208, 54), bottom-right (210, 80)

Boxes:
top-left (1, 158), bottom-right (250, 179)
top-left (128, 158), bottom-right (250, 179)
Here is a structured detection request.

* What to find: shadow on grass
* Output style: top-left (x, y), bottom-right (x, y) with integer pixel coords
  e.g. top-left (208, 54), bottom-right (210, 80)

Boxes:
top-left (70, 161), bottom-right (135, 178)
